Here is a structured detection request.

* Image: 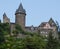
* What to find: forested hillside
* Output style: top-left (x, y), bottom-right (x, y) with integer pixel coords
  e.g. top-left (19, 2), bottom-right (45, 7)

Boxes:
top-left (0, 23), bottom-right (60, 49)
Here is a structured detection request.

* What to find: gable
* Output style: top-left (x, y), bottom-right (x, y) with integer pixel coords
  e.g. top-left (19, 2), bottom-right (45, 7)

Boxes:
top-left (48, 18), bottom-right (56, 27)
top-left (44, 23), bottom-right (51, 29)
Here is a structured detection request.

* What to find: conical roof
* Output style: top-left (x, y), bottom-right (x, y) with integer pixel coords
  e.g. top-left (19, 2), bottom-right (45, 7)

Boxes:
top-left (3, 12), bottom-right (7, 18)
top-left (15, 3), bottom-right (26, 14)
top-left (3, 13), bottom-right (7, 16)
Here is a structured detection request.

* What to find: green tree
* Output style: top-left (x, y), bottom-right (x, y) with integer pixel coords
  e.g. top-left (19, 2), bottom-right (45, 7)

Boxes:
top-left (46, 31), bottom-right (59, 49)
top-left (0, 23), bottom-right (10, 49)
top-left (19, 35), bottom-right (46, 49)
top-left (13, 24), bottom-right (25, 37)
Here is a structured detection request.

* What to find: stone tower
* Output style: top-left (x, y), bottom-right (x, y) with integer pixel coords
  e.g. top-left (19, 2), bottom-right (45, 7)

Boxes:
top-left (3, 13), bottom-right (10, 23)
top-left (15, 3), bottom-right (26, 29)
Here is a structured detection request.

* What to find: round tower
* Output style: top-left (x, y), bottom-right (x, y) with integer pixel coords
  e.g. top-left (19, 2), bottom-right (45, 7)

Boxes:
top-left (15, 3), bottom-right (26, 29)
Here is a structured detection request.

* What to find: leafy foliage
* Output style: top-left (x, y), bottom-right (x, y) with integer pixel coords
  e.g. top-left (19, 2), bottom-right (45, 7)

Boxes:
top-left (0, 23), bottom-right (60, 49)
top-left (0, 23), bottom-right (10, 48)
top-left (46, 31), bottom-right (59, 49)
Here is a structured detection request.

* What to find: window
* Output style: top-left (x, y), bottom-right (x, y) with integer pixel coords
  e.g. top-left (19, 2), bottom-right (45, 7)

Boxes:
top-left (46, 35), bottom-right (48, 37)
top-left (41, 31), bottom-right (45, 34)
top-left (45, 32), bottom-right (47, 34)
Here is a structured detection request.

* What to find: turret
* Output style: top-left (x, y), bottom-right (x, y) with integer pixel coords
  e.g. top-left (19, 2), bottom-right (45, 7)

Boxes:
top-left (15, 3), bottom-right (26, 29)
top-left (3, 13), bottom-right (10, 23)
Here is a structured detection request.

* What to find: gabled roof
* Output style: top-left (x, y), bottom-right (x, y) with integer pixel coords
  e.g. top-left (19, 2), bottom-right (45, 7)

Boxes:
top-left (39, 22), bottom-right (48, 27)
top-left (39, 18), bottom-right (56, 27)
top-left (48, 18), bottom-right (54, 23)
top-left (48, 18), bottom-right (56, 26)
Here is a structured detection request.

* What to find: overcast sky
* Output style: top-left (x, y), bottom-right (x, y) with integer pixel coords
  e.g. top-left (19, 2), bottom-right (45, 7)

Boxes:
top-left (0, 0), bottom-right (60, 26)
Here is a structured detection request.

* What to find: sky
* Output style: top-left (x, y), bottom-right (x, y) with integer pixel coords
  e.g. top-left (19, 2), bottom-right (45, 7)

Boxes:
top-left (0, 0), bottom-right (60, 26)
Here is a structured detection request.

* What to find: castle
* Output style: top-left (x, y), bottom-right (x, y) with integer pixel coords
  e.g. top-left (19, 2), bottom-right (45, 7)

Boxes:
top-left (3, 3), bottom-right (58, 38)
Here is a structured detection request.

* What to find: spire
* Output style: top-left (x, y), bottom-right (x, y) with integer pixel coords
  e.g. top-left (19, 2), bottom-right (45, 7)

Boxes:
top-left (3, 12), bottom-right (10, 23)
top-left (3, 12), bottom-right (7, 17)
top-left (3, 12), bottom-right (7, 18)
top-left (15, 3), bottom-right (26, 15)
top-left (18, 3), bottom-right (23, 11)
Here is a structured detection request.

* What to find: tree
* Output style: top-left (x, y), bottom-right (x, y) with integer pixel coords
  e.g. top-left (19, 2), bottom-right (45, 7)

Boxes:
top-left (13, 24), bottom-right (25, 37)
top-left (46, 31), bottom-right (59, 49)
top-left (19, 35), bottom-right (46, 49)
top-left (55, 21), bottom-right (60, 31)
top-left (0, 23), bottom-right (10, 49)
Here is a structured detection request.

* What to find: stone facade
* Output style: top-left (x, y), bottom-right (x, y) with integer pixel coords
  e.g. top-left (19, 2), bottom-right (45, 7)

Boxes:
top-left (15, 3), bottom-right (26, 29)
top-left (38, 19), bottom-right (58, 38)
top-left (3, 13), bottom-right (10, 23)
top-left (2, 3), bottom-right (58, 38)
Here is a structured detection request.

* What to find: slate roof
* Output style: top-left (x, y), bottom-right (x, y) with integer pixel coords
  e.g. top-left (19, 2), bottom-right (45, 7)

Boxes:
top-left (39, 18), bottom-right (56, 27)
top-left (15, 3), bottom-right (26, 14)
top-left (39, 22), bottom-right (48, 27)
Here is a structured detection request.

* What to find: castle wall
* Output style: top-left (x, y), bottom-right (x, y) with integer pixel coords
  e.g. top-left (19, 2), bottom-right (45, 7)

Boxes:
top-left (10, 23), bottom-right (15, 35)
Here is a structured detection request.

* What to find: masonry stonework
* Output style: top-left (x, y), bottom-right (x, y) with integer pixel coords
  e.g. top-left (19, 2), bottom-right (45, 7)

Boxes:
top-left (2, 3), bottom-right (58, 38)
